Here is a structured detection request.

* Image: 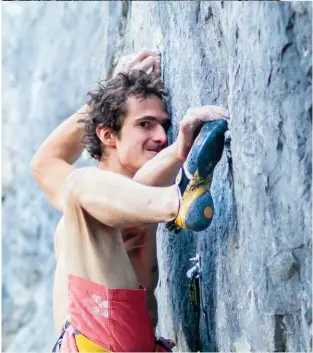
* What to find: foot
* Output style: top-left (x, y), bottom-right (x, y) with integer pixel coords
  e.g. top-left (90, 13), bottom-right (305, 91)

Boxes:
top-left (167, 120), bottom-right (228, 232)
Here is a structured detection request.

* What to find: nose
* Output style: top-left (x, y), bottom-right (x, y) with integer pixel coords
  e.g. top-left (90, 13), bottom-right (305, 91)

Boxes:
top-left (152, 124), bottom-right (168, 147)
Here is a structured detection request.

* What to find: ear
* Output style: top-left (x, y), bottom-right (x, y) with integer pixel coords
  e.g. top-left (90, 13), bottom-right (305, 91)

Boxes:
top-left (96, 126), bottom-right (117, 147)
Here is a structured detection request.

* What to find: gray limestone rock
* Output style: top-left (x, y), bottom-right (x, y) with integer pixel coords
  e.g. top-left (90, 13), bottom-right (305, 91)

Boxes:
top-left (2, 1), bottom-right (311, 352)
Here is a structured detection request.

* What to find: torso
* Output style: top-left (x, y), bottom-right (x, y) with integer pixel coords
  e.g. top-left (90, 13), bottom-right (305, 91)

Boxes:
top-left (53, 212), bottom-right (159, 334)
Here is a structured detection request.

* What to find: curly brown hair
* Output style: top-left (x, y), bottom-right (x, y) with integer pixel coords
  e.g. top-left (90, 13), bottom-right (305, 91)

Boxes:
top-left (79, 70), bottom-right (168, 160)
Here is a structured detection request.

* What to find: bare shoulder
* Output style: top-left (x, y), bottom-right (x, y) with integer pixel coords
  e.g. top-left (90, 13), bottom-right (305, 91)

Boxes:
top-left (63, 167), bottom-right (96, 191)
top-left (62, 166), bottom-right (117, 199)
top-left (62, 166), bottom-right (99, 206)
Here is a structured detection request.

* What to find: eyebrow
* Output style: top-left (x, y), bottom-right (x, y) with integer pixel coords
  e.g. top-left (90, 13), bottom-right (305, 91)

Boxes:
top-left (136, 115), bottom-right (171, 128)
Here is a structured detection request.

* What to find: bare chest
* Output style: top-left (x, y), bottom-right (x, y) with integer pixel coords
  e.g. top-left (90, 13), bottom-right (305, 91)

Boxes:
top-left (121, 225), bottom-right (158, 289)
top-left (55, 219), bottom-right (158, 290)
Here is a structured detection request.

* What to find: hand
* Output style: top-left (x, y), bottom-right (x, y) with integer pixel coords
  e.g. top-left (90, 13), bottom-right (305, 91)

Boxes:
top-left (113, 48), bottom-right (161, 77)
top-left (175, 105), bottom-right (230, 160)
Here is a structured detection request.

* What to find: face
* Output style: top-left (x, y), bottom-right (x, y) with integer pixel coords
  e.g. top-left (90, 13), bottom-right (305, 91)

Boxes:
top-left (115, 95), bottom-right (170, 174)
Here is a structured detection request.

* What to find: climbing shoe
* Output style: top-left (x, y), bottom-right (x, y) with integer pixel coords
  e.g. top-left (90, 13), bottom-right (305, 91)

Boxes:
top-left (167, 119), bottom-right (228, 232)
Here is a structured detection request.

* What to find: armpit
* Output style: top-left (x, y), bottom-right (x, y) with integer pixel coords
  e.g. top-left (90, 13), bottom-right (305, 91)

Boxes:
top-left (122, 232), bottom-right (145, 252)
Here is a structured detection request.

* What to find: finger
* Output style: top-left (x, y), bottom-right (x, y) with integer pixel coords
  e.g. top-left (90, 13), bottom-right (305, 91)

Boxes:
top-left (212, 107), bottom-right (230, 119)
top-left (153, 57), bottom-right (161, 76)
top-left (213, 106), bottom-right (229, 118)
top-left (132, 48), bottom-right (160, 63)
top-left (200, 106), bottom-right (230, 120)
top-left (135, 56), bottom-right (157, 72)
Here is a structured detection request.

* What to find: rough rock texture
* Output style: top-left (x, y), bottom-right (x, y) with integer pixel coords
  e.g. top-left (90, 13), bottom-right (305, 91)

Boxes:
top-left (2, 2), bottom-right (107, 350)
top-left (2, 1), bottom-right (311, 352)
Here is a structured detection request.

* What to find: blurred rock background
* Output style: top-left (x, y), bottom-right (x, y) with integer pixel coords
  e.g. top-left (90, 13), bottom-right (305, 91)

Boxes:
top-left (2, 1), bottom-right (311, 352)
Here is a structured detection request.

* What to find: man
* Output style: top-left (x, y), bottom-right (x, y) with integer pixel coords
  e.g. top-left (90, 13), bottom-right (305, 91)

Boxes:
top-left (31, 49), bottom-right (229, 352)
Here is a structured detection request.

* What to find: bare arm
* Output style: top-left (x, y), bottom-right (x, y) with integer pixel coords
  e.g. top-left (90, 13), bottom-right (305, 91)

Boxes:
top-left (64, 167), bottom-right (178, 228)
top-left (133, 140), bottom-right (185, 186)
top-left (31, 105), bottom-right (89, 211)
top-left (31, 49), bottom-right (161, 212)
top-left (134, 105), bottom-right (230, 187)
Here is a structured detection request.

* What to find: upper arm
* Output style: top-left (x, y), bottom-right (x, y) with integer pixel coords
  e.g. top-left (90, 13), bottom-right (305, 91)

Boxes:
top-left (63, 167), bottom-right (173, 228)
top-left (63, 167), bottom-right (135, 228)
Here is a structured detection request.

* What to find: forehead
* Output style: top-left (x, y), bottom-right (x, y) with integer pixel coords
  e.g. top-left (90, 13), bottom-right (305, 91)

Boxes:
top-left (125, 95), bottom-right (168, 121)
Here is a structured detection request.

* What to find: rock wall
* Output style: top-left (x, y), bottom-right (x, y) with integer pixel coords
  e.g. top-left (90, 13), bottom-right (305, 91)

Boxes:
top-left (2, 1), bottom-right (311, 352)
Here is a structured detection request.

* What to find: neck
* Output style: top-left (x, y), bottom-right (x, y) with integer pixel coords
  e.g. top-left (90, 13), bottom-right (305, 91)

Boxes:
top-left (98, 155), bottom-right (134, 179)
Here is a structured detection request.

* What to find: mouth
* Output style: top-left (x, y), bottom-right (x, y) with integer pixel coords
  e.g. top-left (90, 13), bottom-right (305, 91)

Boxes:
top-left (145, 150), bottom-right (161, 159)
top-left (146, 147), bottom-right (163, 154)
top-left (147, 150), bottom-right (159, 155)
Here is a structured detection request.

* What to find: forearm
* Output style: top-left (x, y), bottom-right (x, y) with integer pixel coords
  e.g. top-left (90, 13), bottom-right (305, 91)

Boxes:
top-left (133, 140), bottom-right (185, 187)
top-left (31, 104), bottom-right (89, 211)
top-left (32, 104), bottom-right (89, 165)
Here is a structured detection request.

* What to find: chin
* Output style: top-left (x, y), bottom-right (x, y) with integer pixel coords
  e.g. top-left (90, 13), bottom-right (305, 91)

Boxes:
top-left (130, 153), bottom-right (158, 171)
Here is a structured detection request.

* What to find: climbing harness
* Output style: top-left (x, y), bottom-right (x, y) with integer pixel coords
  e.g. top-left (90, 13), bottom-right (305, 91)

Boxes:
top-left (52, 320), bottom-right (70, 352)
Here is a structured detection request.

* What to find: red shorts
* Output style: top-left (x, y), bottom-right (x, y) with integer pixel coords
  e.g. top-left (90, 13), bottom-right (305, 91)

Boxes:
top-left (54, 275), bottom-right (172, 352)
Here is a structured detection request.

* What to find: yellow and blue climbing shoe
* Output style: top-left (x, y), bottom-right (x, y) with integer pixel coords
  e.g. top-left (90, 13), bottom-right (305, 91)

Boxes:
top-left (167, 119), bottom-right (228, 232)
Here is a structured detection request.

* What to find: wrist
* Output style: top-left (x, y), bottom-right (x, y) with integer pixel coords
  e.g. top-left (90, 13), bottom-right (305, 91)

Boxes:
top-left (172, 139), bottom-right (188, 162)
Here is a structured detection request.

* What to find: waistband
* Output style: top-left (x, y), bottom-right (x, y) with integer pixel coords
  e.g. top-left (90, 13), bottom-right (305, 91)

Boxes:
top-left (68, 274), bottom-right (146, 302)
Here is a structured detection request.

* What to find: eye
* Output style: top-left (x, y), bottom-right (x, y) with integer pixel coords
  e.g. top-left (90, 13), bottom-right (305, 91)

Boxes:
top-left (139, 121), bottom-right (151, 129)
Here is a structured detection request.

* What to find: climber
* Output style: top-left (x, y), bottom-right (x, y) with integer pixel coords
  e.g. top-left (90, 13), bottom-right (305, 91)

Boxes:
top-left (31, 48), bottom-right (229, 352)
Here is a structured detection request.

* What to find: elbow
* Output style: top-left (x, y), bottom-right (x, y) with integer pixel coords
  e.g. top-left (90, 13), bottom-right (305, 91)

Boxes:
top-left (30, 152), bottom-right (50, 185)
top-left (30, 153), bottom-right (51, 185)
